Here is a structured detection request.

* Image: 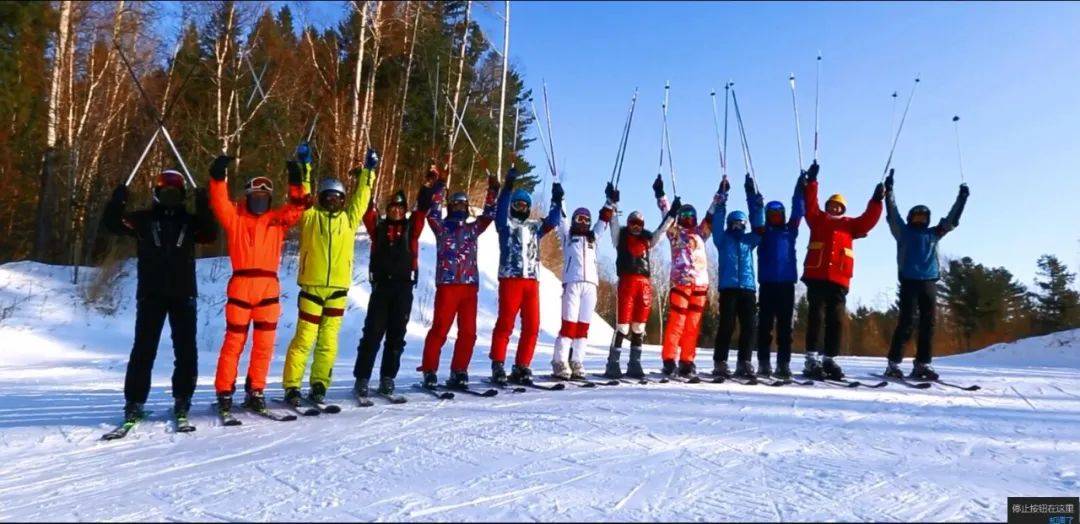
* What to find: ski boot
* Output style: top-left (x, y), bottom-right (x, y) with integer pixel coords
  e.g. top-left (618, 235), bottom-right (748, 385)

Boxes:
top-left (802, 353), bottom-right (825, 380)
top-left (123, 401), bottom-right (145, 423)
top-left (216, 393), bottom-right (234, 414)
top-left (773, 362), bottom-right (793, 381)
top-left (173, 397), bottom-right (191, 419)
top-left (378, 377), bottom-right (396, 395)
top-left (569, 360), bottom-right (587, 380)
top-left (243, 389), bottom-right (268, 412)
top-left (884, 361), bottom-right (904, 379)
top-left (422, 371), bottom-right (438, 389)
top-left (661, 359), bottom-right (677, 376)
top-left (909, 361), bottom-right (939, 381)
top-left (284, 387), bottom-right (304, 407)
top-left (626, 345), bottom-right (645, 379)
top-left (711, 360), bottom-right (732, 379)
top-left (756, 362), bottom-right (773, 379)
top-left (604, 348), bottom-right (623, 379)
top-left (490, 360), bottom-right (508, 386)
top-left (677, 360), bottom-right (698, 380)
top-left (734, 360), bottom-right (756, 379)
top-left (354, 378), bottom-right (370, 398)
top-left (309, 382), bottom-right (328, 404)
top-left (551, 361), bottom-right (572, 380)
top-left (509, 364), bottom-right (534, 384)
top-left (446, 370), bottom-right (469, 390)
top-left (822, 357), bottom-right (844, 380)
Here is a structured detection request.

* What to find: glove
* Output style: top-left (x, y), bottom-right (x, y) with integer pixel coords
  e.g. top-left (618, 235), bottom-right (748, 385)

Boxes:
top-left (296, 142), bottom-right (312, 164)
top-left (286, 161), bottom-right (303, 186)
top-left (605, 181), bottom-right (620, 204)
top-left (797, 172), bottom-right (807, 193)
top-left (806, 161), bottom-right (819, 182)
top-left (507, 166), bottom-right (519, 182)
top-left (487, 174), bottom-right (501, 193)
top-left (364, 148), bottom-right (379, 170)
top-left (111, 184), bottom-right (128, 204)
top-left (873, 182), bottom-right (885, 201)
top-left (666, 196), bottom-right (683, 219)
top-left (424, 166), bottom-right (439, 186)
top-left (652, 174), bottom-right (665, 198)
top-left (743, 174), bottom-right (755, 195)
top-left (885, 169), bottom-right (895, 191)
top-left (417, 185), bottom-right (434, 210)
top-left (719, 176), bottom-right (731, 194)
top-left (959, 183), bottom-right (970, 198)
top-left (552, 182), bottom-right (565, 203)
top-left (209, 155), bottom-right (233, 181)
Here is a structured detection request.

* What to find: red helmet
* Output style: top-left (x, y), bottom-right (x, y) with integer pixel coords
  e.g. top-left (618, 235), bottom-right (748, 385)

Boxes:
top-left (155, 169), bottom-right (186, 191)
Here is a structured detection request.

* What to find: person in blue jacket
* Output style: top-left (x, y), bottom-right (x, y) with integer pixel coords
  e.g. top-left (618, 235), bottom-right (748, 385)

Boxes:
top-left (755, 167), bottom-right (809, 380)
top-left (710, 174), bottom-right (765, 380)
top-left (884, 169), bottom-right (969, 381)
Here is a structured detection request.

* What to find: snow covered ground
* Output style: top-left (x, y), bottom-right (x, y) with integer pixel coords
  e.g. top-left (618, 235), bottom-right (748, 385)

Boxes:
top-left (0, 228), bottom-right (1077, 521)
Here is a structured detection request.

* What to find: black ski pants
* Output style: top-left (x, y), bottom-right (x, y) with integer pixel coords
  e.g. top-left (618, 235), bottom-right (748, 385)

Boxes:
top-left (714, 288), bottom-right (757, 364)
top-left (124, 295), bottom-right (198, 403)
top-left (354, 280), bottom-right (414, 381)
top-left (888, 279), bottom-right (937, 364)
top-left (757, 282), bottom-right (795, 367)
top-left (805, 279), bottom-right (848, 358)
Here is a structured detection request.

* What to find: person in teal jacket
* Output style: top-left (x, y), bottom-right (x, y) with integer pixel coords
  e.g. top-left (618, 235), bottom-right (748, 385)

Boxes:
top-left (883, 169), bottom-right (969, 381)
top-left (710, 174), bottom-right (764, 379)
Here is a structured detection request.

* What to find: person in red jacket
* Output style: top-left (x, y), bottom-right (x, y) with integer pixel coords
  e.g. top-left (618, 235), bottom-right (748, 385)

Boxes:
top-left (801, 162), bottom-right (884, 380)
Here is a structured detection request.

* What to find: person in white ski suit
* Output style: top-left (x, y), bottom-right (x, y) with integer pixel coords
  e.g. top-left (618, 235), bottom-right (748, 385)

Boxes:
top-left (551, 187), bottom-right (613, 379)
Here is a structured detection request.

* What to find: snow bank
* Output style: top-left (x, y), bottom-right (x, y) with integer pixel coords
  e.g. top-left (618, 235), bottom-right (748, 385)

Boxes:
top-left (942, 329), bottom-right (1080, 369)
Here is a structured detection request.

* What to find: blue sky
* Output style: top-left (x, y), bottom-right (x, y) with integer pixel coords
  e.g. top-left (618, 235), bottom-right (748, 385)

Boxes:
top-left (189, 1), bottom-right (1080, 308)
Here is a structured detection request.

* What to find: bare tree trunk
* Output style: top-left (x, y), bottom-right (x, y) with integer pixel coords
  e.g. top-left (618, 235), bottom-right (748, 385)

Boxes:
top-left (389, 2), bottom-right (421, 185)
top-left (214, 3), bottom-right (237, 152)
top-left (359, 2), bottom-right (383, 184)
top-left (348, 1), bottom-right (369, 169)
top-left (495, 0), bottom-right (510, 177)
top-left (34, 0), bottom-right (73, 262)
top-left (444, 0), bottom-right (470, 181)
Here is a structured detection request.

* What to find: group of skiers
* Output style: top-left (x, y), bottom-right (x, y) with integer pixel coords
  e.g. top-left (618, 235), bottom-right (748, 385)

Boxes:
top-left (105, 140), bottom-right (968, 424)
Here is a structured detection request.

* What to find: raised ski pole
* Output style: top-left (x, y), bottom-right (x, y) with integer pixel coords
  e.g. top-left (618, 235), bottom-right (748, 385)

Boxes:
top-left (724, 81), bottom-right (731, 171)
top-left (115, 42), bottom-right (197, 188)
top-left (541, 81), bottom-right (560, 183)
top-left (510, 104), bottom-right (520, 168)
top-left (813, 53), bottom-right (821, 162)
top-left (610, 89), bottom-right (638, 188)
top-left (709, 89), bottom-right (728, 178)
top-left (789, 73), bottom-right (804, 169)
top-left (730, 85), bottom-right (759, 193)
top-left (445, 94), bottom-right (490, 175)
top-left (882, 77), bottom-right (920, 182)
top-left (528, 97), bottom-right (556, 181)
top-left (125, 60), bottom-right (198, 186)
top-left (952, 115), bottom-right (966, 183)
top-left (661, 81), bottom-right (678, 196)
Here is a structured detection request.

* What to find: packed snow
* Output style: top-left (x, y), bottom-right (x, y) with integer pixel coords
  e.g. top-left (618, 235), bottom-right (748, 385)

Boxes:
top-left (0, 228), bottom-right (1076, 521)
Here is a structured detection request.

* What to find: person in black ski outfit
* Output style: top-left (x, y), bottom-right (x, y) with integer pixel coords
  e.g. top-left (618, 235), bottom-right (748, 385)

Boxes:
top-left (352, 174), bottom-right (435, 397)
top-left (103, 169), bottom-right (217, 423)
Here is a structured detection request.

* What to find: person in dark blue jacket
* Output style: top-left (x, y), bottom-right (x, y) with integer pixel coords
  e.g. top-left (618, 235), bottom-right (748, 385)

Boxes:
top-left (755, 168), bottom-right (808, 380)
top-left (883, 169), bottom-right (969, 381)
top-left (710, 175), bottom-right (764, 379)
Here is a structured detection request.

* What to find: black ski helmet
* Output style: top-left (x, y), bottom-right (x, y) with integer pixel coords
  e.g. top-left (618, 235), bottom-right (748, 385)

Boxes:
top-left (907, 205), bottom-right (931, 226)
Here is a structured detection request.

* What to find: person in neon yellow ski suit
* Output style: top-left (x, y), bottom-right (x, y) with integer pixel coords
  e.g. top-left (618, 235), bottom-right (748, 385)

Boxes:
top-left (281, 144), bottom-right (376, 405)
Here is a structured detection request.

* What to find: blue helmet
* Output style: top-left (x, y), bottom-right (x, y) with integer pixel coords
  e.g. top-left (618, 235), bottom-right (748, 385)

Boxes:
top-left (727, 210), bottom-right (747, 223)
top-left (511, 189), bottom-right (532, 208)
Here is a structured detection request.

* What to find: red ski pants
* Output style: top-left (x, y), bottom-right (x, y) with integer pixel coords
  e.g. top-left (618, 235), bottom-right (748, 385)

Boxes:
top-left (421, 284), bottom-right (479, 373)
top-left (662, 285), bottom-right (708, 363)
top-left (215, 274), bottom-right (281, 393)
top-left (489, 278), bottom-right (540, 367)
top-left (617, 274), bottom-right (653, 325)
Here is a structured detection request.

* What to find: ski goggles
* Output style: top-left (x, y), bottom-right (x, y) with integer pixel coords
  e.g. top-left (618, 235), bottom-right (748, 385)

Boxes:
top-left (246, 176), bottom-right (274, 194)
top-left (573, 214), bottom-right (591, 225)
top-left (511, 200), bottom-right (530, 212)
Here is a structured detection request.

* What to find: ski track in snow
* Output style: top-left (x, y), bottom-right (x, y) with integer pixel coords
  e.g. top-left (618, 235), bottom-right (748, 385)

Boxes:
top-left (1, 235), bottom-right (1078, 521)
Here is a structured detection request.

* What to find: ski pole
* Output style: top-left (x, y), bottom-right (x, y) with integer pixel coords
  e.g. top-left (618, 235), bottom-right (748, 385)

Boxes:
top-left (882, 77), bottom-right (920, 181)
top-left (889, 91), bottom-right (898, 149)
top-left (610, 89), bottom-right (637, 187)
top-left (661, 81), bottom-right (678, 196)
top-left (952, 115), bottom-right (965, 183)
top-left (789, 73), bottom-right (804, 169)
top-left (445, 94), bottom-right (489, 175)
top-left (729, 85), bottom-right (759, 193)
top-left (125, 58), bottom-right (199, 186)
top-left (510, 104), bottom-right (520, 168)
top-left (541, 81), bottom-right (560, 183)
top-left (528, 97), bottom-right (557, 180)
top-left (813, 53), bottom-right (821, 162)
top-left (709, 89), bottom-right (727, 178)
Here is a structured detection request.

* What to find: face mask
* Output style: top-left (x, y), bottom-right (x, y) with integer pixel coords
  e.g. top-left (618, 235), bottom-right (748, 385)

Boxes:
top-left (767, 211), bottom-right (784, 226)
top-left (247, 192), bottom-right (271, 215)
top-left (387, 205), bottom-right (406, 221)
top-left (448, 203), bottom-right (469, 219)
top-left (156, 187), bottom-right (184, 208)
top-left (510, 200), bottom-right (530, 220)
top-left (728, 220), bottom-right (746, 233)
top-left (628, 221), bottom-right (644, 235)
top-left (319, 191), bottom-right (344, 214)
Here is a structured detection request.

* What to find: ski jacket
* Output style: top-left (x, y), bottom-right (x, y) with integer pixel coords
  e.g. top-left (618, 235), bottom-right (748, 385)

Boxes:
top-left (886, 186), bottom-right (968, 281)
top-left (802, 180), bottom-right (882, 288)
top-left (363, 203), bottom-right (427, 284)
top-left (103, 189), bottom-right (217, 299)
top-left (495, 183), bottom-right (560, 279)
top-left (554, 201), bottom-right (611, 286)
top-left (658, 196), bottom-right (713, 288)
top-left (608, 204), bottom-right (674, 278)
top-left (758, 177), bottom-right (806, 284)
top-left (209, 176), bottom-right (307, 277)
top-left (426, 187), bottom-right (497, 286)
top-left (296, 163), bottom-right (374, 289)
top-left (711, 191), bottom-right (764, 291)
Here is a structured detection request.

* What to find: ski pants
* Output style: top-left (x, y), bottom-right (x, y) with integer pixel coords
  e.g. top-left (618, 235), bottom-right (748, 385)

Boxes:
top-left (662, 285), bottom-right (708, 364)
top-left (888, 279), bottom-right (937, 364)
top-left (282, 285), bottom-right (348, 390)
top-left (553, 281), bottom-right (598, 366)
top-left (714, 288), bottom-right (757, 364)
top-left (757, 282), bottom-right (795, 367)
top-left (215, 272), bottom-right (281, 394)
top-left (354, 279), bottom-right (414, 381)
top-left (124, 295), bottom-right (198, 404)
top-left (421, 284), bottom-right (478, 373)
top-left (804, 279), bottom-right (848, 358)
top-left (490, 278), bottom-right (540, 367)
top-left (617, 274), bottom-right (652, 334)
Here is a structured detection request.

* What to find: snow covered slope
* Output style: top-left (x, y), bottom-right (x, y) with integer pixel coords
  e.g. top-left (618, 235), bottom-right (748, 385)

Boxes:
top-left (0, 232), bottom-right (1077, 522)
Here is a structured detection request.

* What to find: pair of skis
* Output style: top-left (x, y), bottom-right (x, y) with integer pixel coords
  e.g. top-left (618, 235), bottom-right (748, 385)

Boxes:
top-left (871, 374), bottom-right (981, 391)
top-left (101, 410), bottom-right (196, 441)
top-left (273, 396), bottom-right (343, 416)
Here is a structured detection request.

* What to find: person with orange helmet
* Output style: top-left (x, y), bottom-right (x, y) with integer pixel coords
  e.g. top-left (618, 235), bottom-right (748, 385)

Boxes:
top-left (207, 155), bottom-right (308, 421)
top-left (801, 161), bottom-right (884, 380)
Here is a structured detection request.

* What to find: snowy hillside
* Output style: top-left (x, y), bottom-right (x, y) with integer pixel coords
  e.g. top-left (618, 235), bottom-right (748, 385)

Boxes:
top-left (0, 233), bottom-right (1077, 521)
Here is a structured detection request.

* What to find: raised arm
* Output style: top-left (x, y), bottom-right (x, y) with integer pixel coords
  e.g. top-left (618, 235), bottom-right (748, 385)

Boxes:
top-left (474, 176), bottom-right (500, 233)
top-left (803, 175), bottom-right (823, 229)
top-left (208, 156), bottom-right (239, 232)
top-left (103, 185), bottom-right (136, 237)
top-left (346, 149), bottom-right (378, 228)
top-left (495, 168), bottom-right (515, 233)
top-left (883, 169), bottom-right (903, 240)
top-left (710, 190), bottom-right (728, 248)
top-left (598, 182), bottom-right (618, 241)
top-left (746, 174), bottom-right (765, 232)
top-left (193, 188), bottom-right (218, 244)
top-left (789, 169), bottom-right (808, 231)
top-left (649, 214), bottom-right (676, 247)
top-left (272, 161), bottom-right (310, 228)
top-left (850, 182), bottom-right (885, 239)
top-left (936, 183), bottom-right (970, 237)
top-left (426, 182), bottom-right (446, 236)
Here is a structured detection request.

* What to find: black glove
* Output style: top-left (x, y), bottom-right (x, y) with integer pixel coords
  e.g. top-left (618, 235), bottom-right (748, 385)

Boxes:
top-left (885, 169), bottom-right (895, 191)
top-left (507, 167), bottom-right (519, 182)
top-left (666, 196), bottom-right (683, 219)
top-left (487, 174), bottom-right (501, 193)
top-left (652, 174), bottom-right (665, 198)
top-left (111, 184), bottom-right (128, 204)
top-left (209, 155), bottom-right (233, 181)
top-left (417, 185), bottom-right (434, 210)
top-left (873, 182), bottom-right (885, 201)
top-left (806, 161), bottom-right (819, 182)
top-left (743, 174), bottom-right (755, 195)
top-left (959, 183), bottom-right (970, 198)
top-left (286, 161), bottom-right (303, 186)
top-left (552, 182), bottom-right (565, 203)
top-left (719, 176), bottom-right (731, 194)
top-left (605, 181), bottom-right (616, 201)
top-left (796, 172), bottom-right (807, 193)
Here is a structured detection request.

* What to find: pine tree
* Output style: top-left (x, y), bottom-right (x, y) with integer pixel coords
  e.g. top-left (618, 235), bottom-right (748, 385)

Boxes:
top-left (1032, 254), bottom-right (1080, 334)
top-left (938, 257), bottom-right (1029, 350)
